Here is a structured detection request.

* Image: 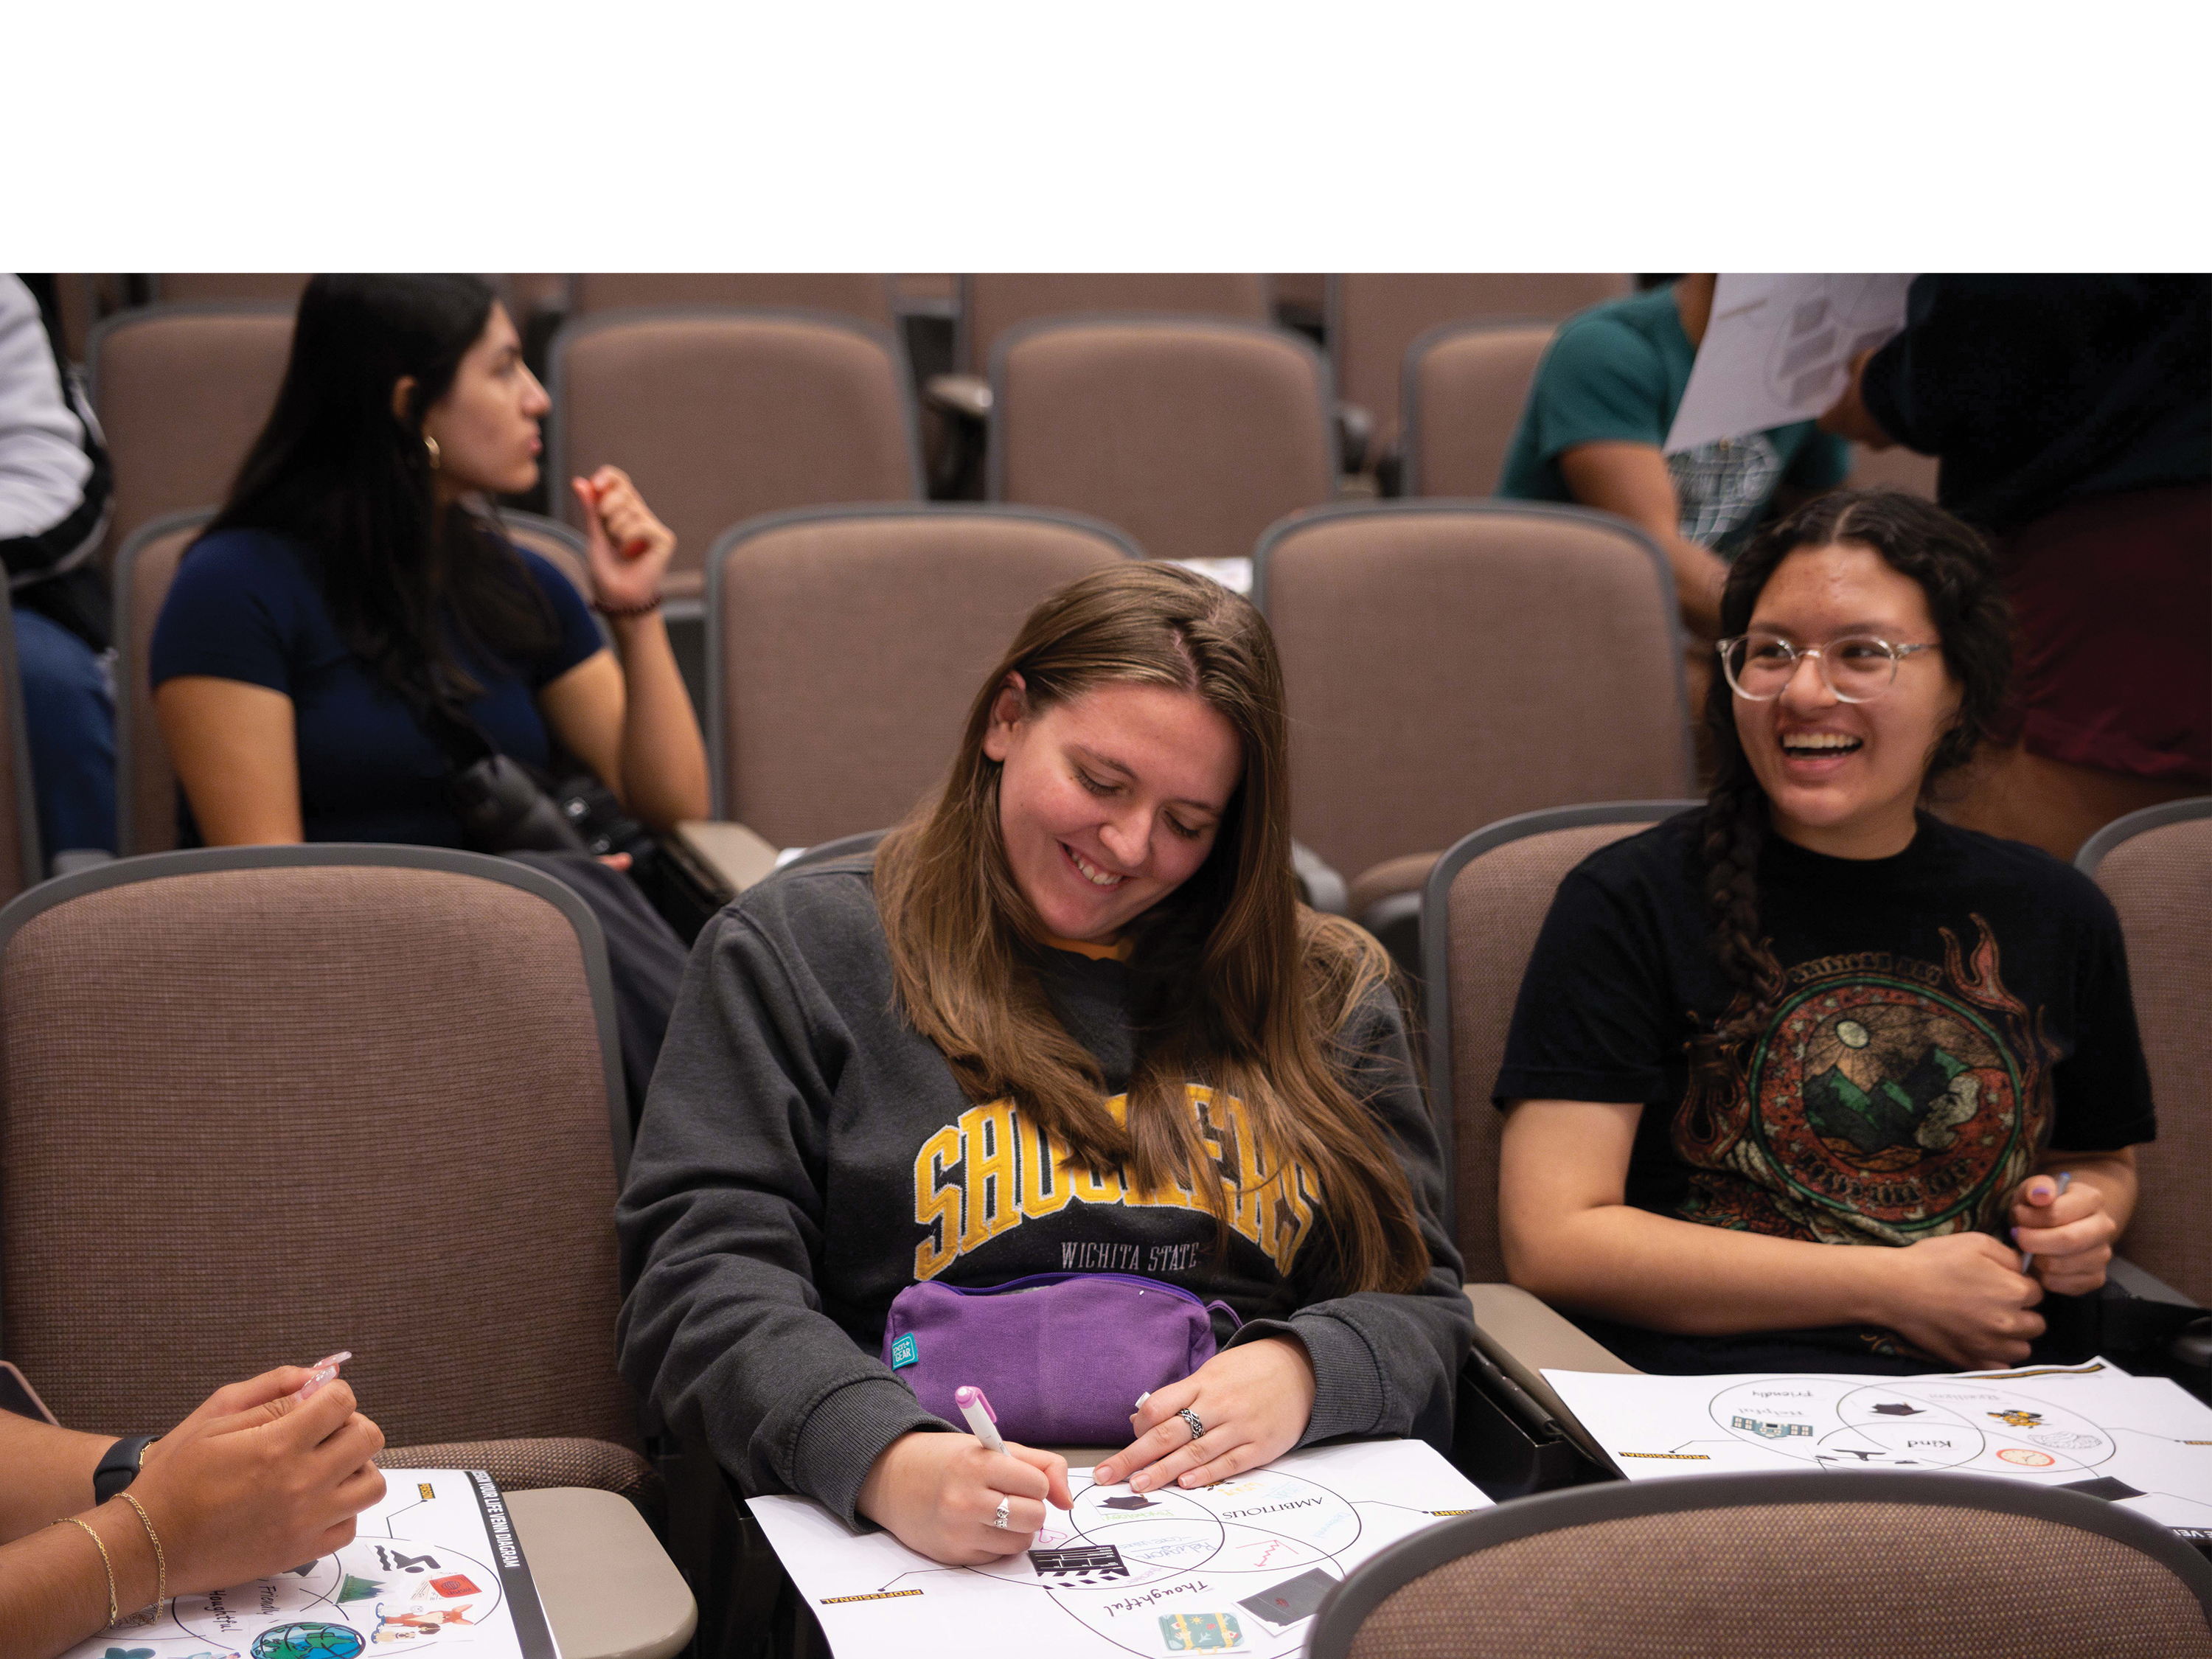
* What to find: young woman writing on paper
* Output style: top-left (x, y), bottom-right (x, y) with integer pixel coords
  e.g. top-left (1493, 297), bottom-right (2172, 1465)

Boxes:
top-left (1495, 490), bottom-right (2153, 1375)
top-left (0, 1361), bottom-right (383, 1659)
top-left (617, 564), bottom-right (1468, 1565)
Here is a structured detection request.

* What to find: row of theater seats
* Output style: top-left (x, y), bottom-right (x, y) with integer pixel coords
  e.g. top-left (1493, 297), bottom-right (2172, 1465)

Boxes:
top-left (76, 285), bottom-right (1935, 613)
top-left (108, 501), bottom-right (1691, 968)
top-left (1, 776), bottom-right (2205, 1653)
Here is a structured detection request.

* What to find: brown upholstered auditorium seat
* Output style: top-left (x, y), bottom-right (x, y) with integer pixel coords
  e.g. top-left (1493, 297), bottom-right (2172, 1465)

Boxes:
top-left (1422, 805), bottom-right (1691, 1292)
top-left (959, 274), bottom-right (1269, 375)
top-left (549, 310), bottom-right (922, 605)
top-left (1253, 501), bottom-right (1693, 967)
top-left (112, 510), bottom-right (597, 857)
top-left (87, 303), bottom-right (293, 566)
top-left (706, 504), bottom-right (1135, 847)
top-left (1309, 1469), bottom-right (2212, 1659)
top-left (567, 273), bottom-right (897, 332)
top-left (2079, 799), bottom-right (2212, 1307)
top-left (0, 591), bottom-right (43, 899)
top-left (1329, 274), bottom-right (1631, 467)
top-left (0, 846), bottom-right (650, 1496)
top-left (1402, 320), bottom-right (1559, 497)
top-left (150, 274), bottom-right (313, 306)
top-left (990, 316), bottom-right (1332, 578)
top-left (111, 509), bottom-right (208, 855)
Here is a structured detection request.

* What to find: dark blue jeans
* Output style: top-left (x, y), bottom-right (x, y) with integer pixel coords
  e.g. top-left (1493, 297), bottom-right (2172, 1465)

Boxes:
top-left (12, 605), bottom-right (116, 858)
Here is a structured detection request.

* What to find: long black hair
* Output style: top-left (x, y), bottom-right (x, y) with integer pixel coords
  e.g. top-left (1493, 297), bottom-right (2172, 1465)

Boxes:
top-left (1695, 489), bottom-right (2014, 1051)
top-left (200, 274), bottom-right (557, 709)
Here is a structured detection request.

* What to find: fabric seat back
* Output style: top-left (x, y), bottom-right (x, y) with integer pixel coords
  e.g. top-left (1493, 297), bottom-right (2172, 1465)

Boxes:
top-left (990, 317), bottom-right (1332, 569)
top-left (568, 274), bottom-right (896, 331)
top-left (1402, 321), bottom-right (1558, 496)
top-left (1255, 502), bottom-right (1691, 887)
top-left (709, 506), bottom-right (1135, 846)
top-left (960, 274), bottom-right (1268, 374)
top-left (1425, 805), bottom-right (1693, 1278)
top-left (550, 310), bottom-right (922, 600)
top-left (2079, 800), bottom-right (2212, 1304)
top-left (88, 305), bottom-right (293, 566)
top-left (113, 511), bottom-right (596, 856)
top-left (1329, 274), bottom-right (1630, 461)
top-left (0, 848), bottom-right (633, 1451)
top-left (1310, 1470), bottom-right (2212, 1658)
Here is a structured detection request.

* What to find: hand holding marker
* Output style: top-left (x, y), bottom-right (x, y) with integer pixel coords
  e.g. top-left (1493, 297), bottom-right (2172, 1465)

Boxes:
top-left (2017, 1171), bottom-right (2070, 1274)
top-left (955, 1384), bottom-right (1006, 1453)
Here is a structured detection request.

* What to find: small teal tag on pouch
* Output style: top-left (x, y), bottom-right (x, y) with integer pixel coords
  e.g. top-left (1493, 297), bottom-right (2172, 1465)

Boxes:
top-left (890, 1333), bottom-right (919, 1370)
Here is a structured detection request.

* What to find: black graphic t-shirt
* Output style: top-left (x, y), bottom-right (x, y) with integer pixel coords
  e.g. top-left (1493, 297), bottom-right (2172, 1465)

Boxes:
top-left (1494, 811), bottom-right (2155, 1367)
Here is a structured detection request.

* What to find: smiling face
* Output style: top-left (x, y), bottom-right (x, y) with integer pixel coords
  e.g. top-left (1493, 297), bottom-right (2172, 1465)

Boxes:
top-left (981, 676), bottom-right (1243, 942)
top-left (1734, 540), bottom-right (1962, 858)
top-left (418, 302), bottom-right (547, 499)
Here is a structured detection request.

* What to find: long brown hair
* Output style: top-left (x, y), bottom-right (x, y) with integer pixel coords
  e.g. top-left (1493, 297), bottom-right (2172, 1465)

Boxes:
top-left (875, 563), bottom-right (1428, 1295)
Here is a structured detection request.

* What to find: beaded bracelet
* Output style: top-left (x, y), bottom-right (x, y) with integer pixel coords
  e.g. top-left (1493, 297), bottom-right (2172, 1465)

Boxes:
top-left (591, 592), bottom-right (664, 619)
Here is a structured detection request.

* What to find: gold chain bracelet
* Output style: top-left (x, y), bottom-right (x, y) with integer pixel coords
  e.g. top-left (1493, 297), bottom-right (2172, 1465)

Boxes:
top-left (57, 1517), bottom-right (117, 1628)
top-left (117, 1491), bottom-right (167, 1617)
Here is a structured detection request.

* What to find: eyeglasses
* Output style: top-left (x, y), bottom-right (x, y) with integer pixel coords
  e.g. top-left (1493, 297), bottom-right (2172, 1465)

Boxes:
top-left (1717, 633), bottom-right (1939, 703)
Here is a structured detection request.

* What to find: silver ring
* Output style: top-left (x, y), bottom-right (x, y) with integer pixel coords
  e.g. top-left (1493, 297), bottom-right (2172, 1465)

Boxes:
top-left (991, 1495), bottom-right (1011, 1529)
top-left (1179, 1408), bottom-right (1204, 1442)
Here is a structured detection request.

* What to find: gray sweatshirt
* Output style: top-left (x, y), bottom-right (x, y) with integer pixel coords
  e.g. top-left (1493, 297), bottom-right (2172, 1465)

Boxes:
top-left (615, 857), bottom-right (1470, 1526)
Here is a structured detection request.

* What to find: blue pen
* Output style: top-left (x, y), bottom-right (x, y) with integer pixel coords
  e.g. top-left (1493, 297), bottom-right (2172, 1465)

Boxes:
top-left (2018, 1170), bottom-right (2070, 1273)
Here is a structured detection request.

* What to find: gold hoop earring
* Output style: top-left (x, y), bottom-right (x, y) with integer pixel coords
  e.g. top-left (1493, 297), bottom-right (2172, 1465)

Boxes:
top-left (422, 434), bottom-right (441, 470)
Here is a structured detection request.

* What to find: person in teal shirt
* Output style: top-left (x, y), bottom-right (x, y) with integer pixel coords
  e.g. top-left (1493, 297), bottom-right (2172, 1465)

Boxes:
top-left (1498, 276), bottom-right (1851, 642)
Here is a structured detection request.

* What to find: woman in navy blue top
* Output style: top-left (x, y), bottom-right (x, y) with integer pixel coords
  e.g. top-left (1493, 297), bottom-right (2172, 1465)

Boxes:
top-left (152, 274), bottom-right (708, 849)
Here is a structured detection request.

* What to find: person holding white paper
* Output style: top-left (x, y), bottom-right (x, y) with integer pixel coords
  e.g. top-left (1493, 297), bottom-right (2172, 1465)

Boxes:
top-left (1495, 490), bottom-right (2152, 1377)
top-left (1498, 275), bottom-right (1851, 641)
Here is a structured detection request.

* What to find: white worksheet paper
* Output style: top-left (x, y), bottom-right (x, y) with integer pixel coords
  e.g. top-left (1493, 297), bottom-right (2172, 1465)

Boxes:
top-left (1546, 1357), bottom-right (2212, 1534)
top-left (749, 1439), bottom-right (1489, 1658)
top-left (58, 1470), bottom-right (560, 1659)
top-left (1663, 274), bottom-right (1914, 454)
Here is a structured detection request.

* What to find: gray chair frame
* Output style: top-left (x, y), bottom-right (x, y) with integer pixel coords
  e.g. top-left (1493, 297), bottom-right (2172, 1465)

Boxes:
top-left (984, 313), bottom-right (1337, 508)
top-left (956, 276), bottom-right (1275, 377)
top-left (0, 582), bottom-right (44, 890)
top-left (1306, 1467), bottom-right (2212, 1658)
top-left (85, 299), bottom-right (296, 417)
top-left (545, 305), bottom-right (929, 554)
top-left (0, 844), bottom-right (632, 1342)
top-left (1397, 315), bottom-right (1556, 496)
top-left (2077, 796), bottom-right (2212, 875)
top-left (700, 503), bottom-right (1142, 821)
top-left (1420, 801), bottom-right (1700, 1245)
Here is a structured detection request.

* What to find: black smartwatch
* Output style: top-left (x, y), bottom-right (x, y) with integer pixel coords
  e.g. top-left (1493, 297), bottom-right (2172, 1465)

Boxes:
top-left (93, 1434), bottom-right (157, 1506)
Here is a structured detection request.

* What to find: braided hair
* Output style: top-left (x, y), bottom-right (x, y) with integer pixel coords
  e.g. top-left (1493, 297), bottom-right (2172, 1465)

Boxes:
top-left (1694, 489), bottom-right (2013, 1056)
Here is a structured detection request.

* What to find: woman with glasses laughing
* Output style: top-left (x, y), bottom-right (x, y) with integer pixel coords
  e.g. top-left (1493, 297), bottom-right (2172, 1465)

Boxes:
top-left (1492, 489), bottom-right (2154, 1376)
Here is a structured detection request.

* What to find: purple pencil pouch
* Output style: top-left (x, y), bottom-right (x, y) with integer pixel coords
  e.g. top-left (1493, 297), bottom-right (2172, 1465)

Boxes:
top-left (882, 1271), bottom-right (1239, 1445)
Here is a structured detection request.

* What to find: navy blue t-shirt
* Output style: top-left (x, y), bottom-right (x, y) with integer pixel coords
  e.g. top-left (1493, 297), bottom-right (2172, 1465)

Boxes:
top-left (150, 527), bottom-right (604, 846)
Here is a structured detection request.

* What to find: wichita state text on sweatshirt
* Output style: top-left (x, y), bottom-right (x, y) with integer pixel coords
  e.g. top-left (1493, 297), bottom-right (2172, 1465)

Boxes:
top-left (615, 858), bottom-right (1470, 1525)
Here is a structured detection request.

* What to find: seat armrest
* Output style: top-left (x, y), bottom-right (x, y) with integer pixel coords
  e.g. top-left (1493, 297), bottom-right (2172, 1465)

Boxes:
top-left (1464, 1281), bottom-right (1636, 1468)
top-left (922, 372), bottom-right (992, 421)
top-left (670, 821), bottom-right (782, 901)
top-left (2107, 1255), bottom-right (2204, 1310)
top-left (1290, 839), bottom-right (1349, 915)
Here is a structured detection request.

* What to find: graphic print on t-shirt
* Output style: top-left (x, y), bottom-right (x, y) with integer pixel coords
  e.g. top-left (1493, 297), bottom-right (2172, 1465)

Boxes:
top-left (909, 1084), bottom-right (1319, 1280)
top-left (1673, 917), bottom-right (2057, 1245)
